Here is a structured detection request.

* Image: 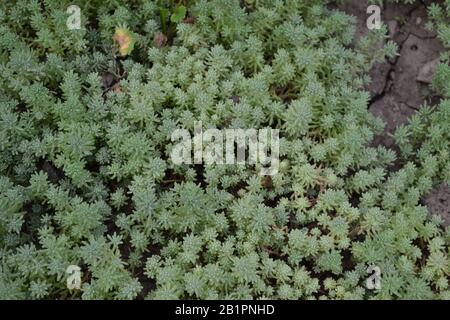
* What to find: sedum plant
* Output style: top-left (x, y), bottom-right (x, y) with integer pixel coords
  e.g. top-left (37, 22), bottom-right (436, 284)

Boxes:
top-left (0, 0), bottom-right (448, 300)
top-left (394, 0), bottom-right (450, 187)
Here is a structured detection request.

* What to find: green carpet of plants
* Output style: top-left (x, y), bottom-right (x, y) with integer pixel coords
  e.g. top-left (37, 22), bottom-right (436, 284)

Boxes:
top-left (0, 0), bottom-right (449, 299)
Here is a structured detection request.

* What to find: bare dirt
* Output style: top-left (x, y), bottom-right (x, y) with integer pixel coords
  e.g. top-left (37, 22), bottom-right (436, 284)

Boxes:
top-left (423, 183), bottom-right (450, 226)
top-left (334, 0), bottom-right (450, 226)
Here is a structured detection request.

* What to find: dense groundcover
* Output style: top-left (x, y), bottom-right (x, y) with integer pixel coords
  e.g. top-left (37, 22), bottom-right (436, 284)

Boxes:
top-left (0, 0), bottom-right (449, 300)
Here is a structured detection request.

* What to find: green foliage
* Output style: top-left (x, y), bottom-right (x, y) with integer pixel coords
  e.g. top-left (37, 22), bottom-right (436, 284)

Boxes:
top-left (394, 0), bottom-right (450, 187)
top-left (0, 0), bottom-right (448, 300)
top-left (157, 0), bottom-right (191, 37)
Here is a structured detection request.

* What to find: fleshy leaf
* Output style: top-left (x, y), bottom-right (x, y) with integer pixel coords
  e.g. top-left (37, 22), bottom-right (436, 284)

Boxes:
top-left (113, 27), bottom-right (135, 57)
top-left (170, 5), bottom-right (187, 24)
